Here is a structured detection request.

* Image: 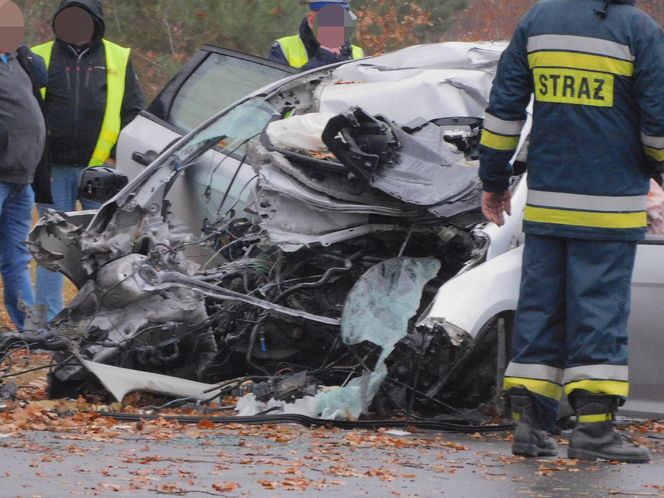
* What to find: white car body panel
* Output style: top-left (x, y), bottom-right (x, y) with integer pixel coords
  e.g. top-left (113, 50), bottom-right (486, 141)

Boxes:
top-left (116, 114), bottom-right (181, 181)
top-left (422, 245), bottom-right (523, 339)
top-left (321, 42), bottom-right (507, 125)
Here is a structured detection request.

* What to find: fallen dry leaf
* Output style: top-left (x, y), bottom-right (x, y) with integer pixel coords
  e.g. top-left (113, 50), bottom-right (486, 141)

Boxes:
top-left (212, 481), bottom-right (239, 492)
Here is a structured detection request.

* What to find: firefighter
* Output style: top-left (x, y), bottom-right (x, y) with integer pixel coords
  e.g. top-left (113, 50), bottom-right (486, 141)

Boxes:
top-left (32, 0), bottom-right (144, 320)
top-left (269, 0), bottom-right (364, 70)
top-left (479, 0), bottom-right (664, 463)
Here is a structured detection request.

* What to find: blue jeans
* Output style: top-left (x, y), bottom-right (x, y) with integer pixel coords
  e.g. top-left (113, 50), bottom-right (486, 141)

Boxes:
top-left (0, 183), bottom-right (35, 330)
top-left (35, 164), bottom-right (100, 320)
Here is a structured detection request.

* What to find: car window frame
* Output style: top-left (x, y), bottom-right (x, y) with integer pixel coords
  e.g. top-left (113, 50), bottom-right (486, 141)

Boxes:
top-left (147, 45), bottom-right (296, 133)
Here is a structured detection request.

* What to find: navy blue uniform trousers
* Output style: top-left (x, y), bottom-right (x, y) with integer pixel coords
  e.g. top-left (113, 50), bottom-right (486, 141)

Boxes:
top-left (505, 234), bottom-right (637, 430)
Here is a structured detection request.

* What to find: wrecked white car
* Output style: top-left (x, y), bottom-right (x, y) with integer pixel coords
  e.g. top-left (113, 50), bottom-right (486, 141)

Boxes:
top-left (3, 42), bottom-right (543, 422)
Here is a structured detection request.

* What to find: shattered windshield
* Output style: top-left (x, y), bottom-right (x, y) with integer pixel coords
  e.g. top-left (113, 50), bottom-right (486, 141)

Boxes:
top-left (173, 98), bottom-right (280, 164)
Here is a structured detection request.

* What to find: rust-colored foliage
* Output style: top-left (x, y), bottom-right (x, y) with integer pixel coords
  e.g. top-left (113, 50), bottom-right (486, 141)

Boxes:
top-left (445, 0), bottom-right (664, 42)
top-left (356, 0), bottom-right (434, 53)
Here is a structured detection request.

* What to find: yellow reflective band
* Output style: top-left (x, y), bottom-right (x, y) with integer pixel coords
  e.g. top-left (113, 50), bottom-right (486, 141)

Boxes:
top-left (533, 68), bottom-right (614, 107)
top-left (644, 146), bottom-right (664, 162)
top-left (480, 130), bottom-right (520, 151)
top-left (525, 206), bottom-right (647, 229)
top-left (278, 34), bottom-right (363, 69)
top-left (565, 379), bottom-right (629, 397)
top-left (91, 149), bottom-right (110, 164)
top-left (278, 35), bottom-right (310, 68)
top-left (578, 413), bottom-right (613, 423)
top-left (512, 412), bottom-right (521, 421)
top-left (528, 51), bottom-right (634, 77)
top-left (88, 40), bottom-right (130, 167)
top-left (352, 46), bottom-right (365, 59)
top-left (99, 129), bottom-right (120, 144)
top-left (503, 377), bottom-right (562, 400)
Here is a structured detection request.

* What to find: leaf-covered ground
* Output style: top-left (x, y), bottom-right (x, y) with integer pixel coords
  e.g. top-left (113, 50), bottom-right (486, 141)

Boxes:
top-left (1, 350), bottom-right (663, 497)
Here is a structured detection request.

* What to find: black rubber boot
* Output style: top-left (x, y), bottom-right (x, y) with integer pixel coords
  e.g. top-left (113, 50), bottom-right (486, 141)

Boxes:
top-left (508, 388), bottom-right (558, 457)
top-left (568, 391), bottom-right (650, 463)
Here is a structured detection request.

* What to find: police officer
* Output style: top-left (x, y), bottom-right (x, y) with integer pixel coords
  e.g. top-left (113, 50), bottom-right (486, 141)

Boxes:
top-left (32, 0), bottom-right (144, 320)
top-left (269, 0), bottom-right (364, 70)
top-left (480, 0), bottom-right (664, 463)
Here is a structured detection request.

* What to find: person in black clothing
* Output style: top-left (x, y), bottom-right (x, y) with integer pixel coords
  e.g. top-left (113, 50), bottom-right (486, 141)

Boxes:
top-left (32, 0), bottom-right (144, 320)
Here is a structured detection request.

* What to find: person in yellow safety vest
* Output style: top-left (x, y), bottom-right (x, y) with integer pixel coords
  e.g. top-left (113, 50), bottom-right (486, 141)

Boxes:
top-left (32, 0), bottom-right (144, 321)
top-left (269, 0), bottom-right (364, 70)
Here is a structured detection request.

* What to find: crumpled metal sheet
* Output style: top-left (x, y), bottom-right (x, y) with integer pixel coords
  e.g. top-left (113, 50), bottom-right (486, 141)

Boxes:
top-left (338, 42), bottom-right (507, 75)
top-left (319, 43), bottom-right (506, 126)
top-left (259, 144), bottom-right (407, 208)
top-left (258, 162), bottom-right (414, 217)
top-left (372, 123), bottom-right (479, 211)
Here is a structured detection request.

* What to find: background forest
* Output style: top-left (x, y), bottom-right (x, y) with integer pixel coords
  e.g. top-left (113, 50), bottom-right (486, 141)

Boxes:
top-left (15, 0), bottom-right (468, 99)
top-left (13, 0), bottom-right (664, 100)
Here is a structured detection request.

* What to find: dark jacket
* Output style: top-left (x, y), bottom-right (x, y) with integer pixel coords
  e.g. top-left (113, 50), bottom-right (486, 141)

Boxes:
top-left (41, 0), bottom-right (144, 167)
top-left (479, 0), bottom-right (664, 241)
top-left (16, 46), bottom-right (52, 203)
top-left (0, 50), bottom-right (46, 187)
top-left (268, 18), bottom-right (357, 70)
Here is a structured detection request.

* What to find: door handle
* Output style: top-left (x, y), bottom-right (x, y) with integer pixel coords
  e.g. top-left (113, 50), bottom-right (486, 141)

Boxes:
top-left (132, 149), bottom-right (158, 166)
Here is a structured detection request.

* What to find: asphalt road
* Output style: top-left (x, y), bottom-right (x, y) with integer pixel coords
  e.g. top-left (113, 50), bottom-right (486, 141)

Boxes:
top-left (1, 423), bottom-right (663, 498)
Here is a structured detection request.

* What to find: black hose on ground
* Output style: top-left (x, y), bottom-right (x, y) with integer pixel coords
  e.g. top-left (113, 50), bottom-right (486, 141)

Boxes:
top-left (93, 411), bottom-right (514, 433)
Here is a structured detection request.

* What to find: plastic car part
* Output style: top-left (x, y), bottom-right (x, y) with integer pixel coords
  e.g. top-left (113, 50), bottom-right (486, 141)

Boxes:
top-left (322, 108), bottom-right (399, 183)
top-left (79, 166), bottom-right (129, 203)
top-left (75, 352), bottom-right (217, 402)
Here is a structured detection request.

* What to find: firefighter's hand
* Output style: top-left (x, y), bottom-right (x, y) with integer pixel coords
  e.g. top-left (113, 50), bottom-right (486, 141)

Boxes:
top-left (482, 190), bottom-right (512, 227)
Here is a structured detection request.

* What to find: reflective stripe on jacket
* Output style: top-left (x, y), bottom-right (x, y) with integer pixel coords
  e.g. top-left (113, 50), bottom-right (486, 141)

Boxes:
top-left (479, 0), bottom-right (664, 241)
top-left (276, 33), bottom-right (364, 69)
top-left (32, 39), bottom-right (130, 167)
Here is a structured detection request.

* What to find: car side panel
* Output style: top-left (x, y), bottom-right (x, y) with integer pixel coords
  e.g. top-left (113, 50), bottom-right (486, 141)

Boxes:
top-left (622, 240), bottom-right (664, 417)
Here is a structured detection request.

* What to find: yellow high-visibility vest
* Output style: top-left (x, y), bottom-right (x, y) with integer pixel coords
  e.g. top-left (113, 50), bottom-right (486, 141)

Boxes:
top-left (276, 34), bottom-right (364, 69)
top-left (31, 39), bottom-right (130, 166)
